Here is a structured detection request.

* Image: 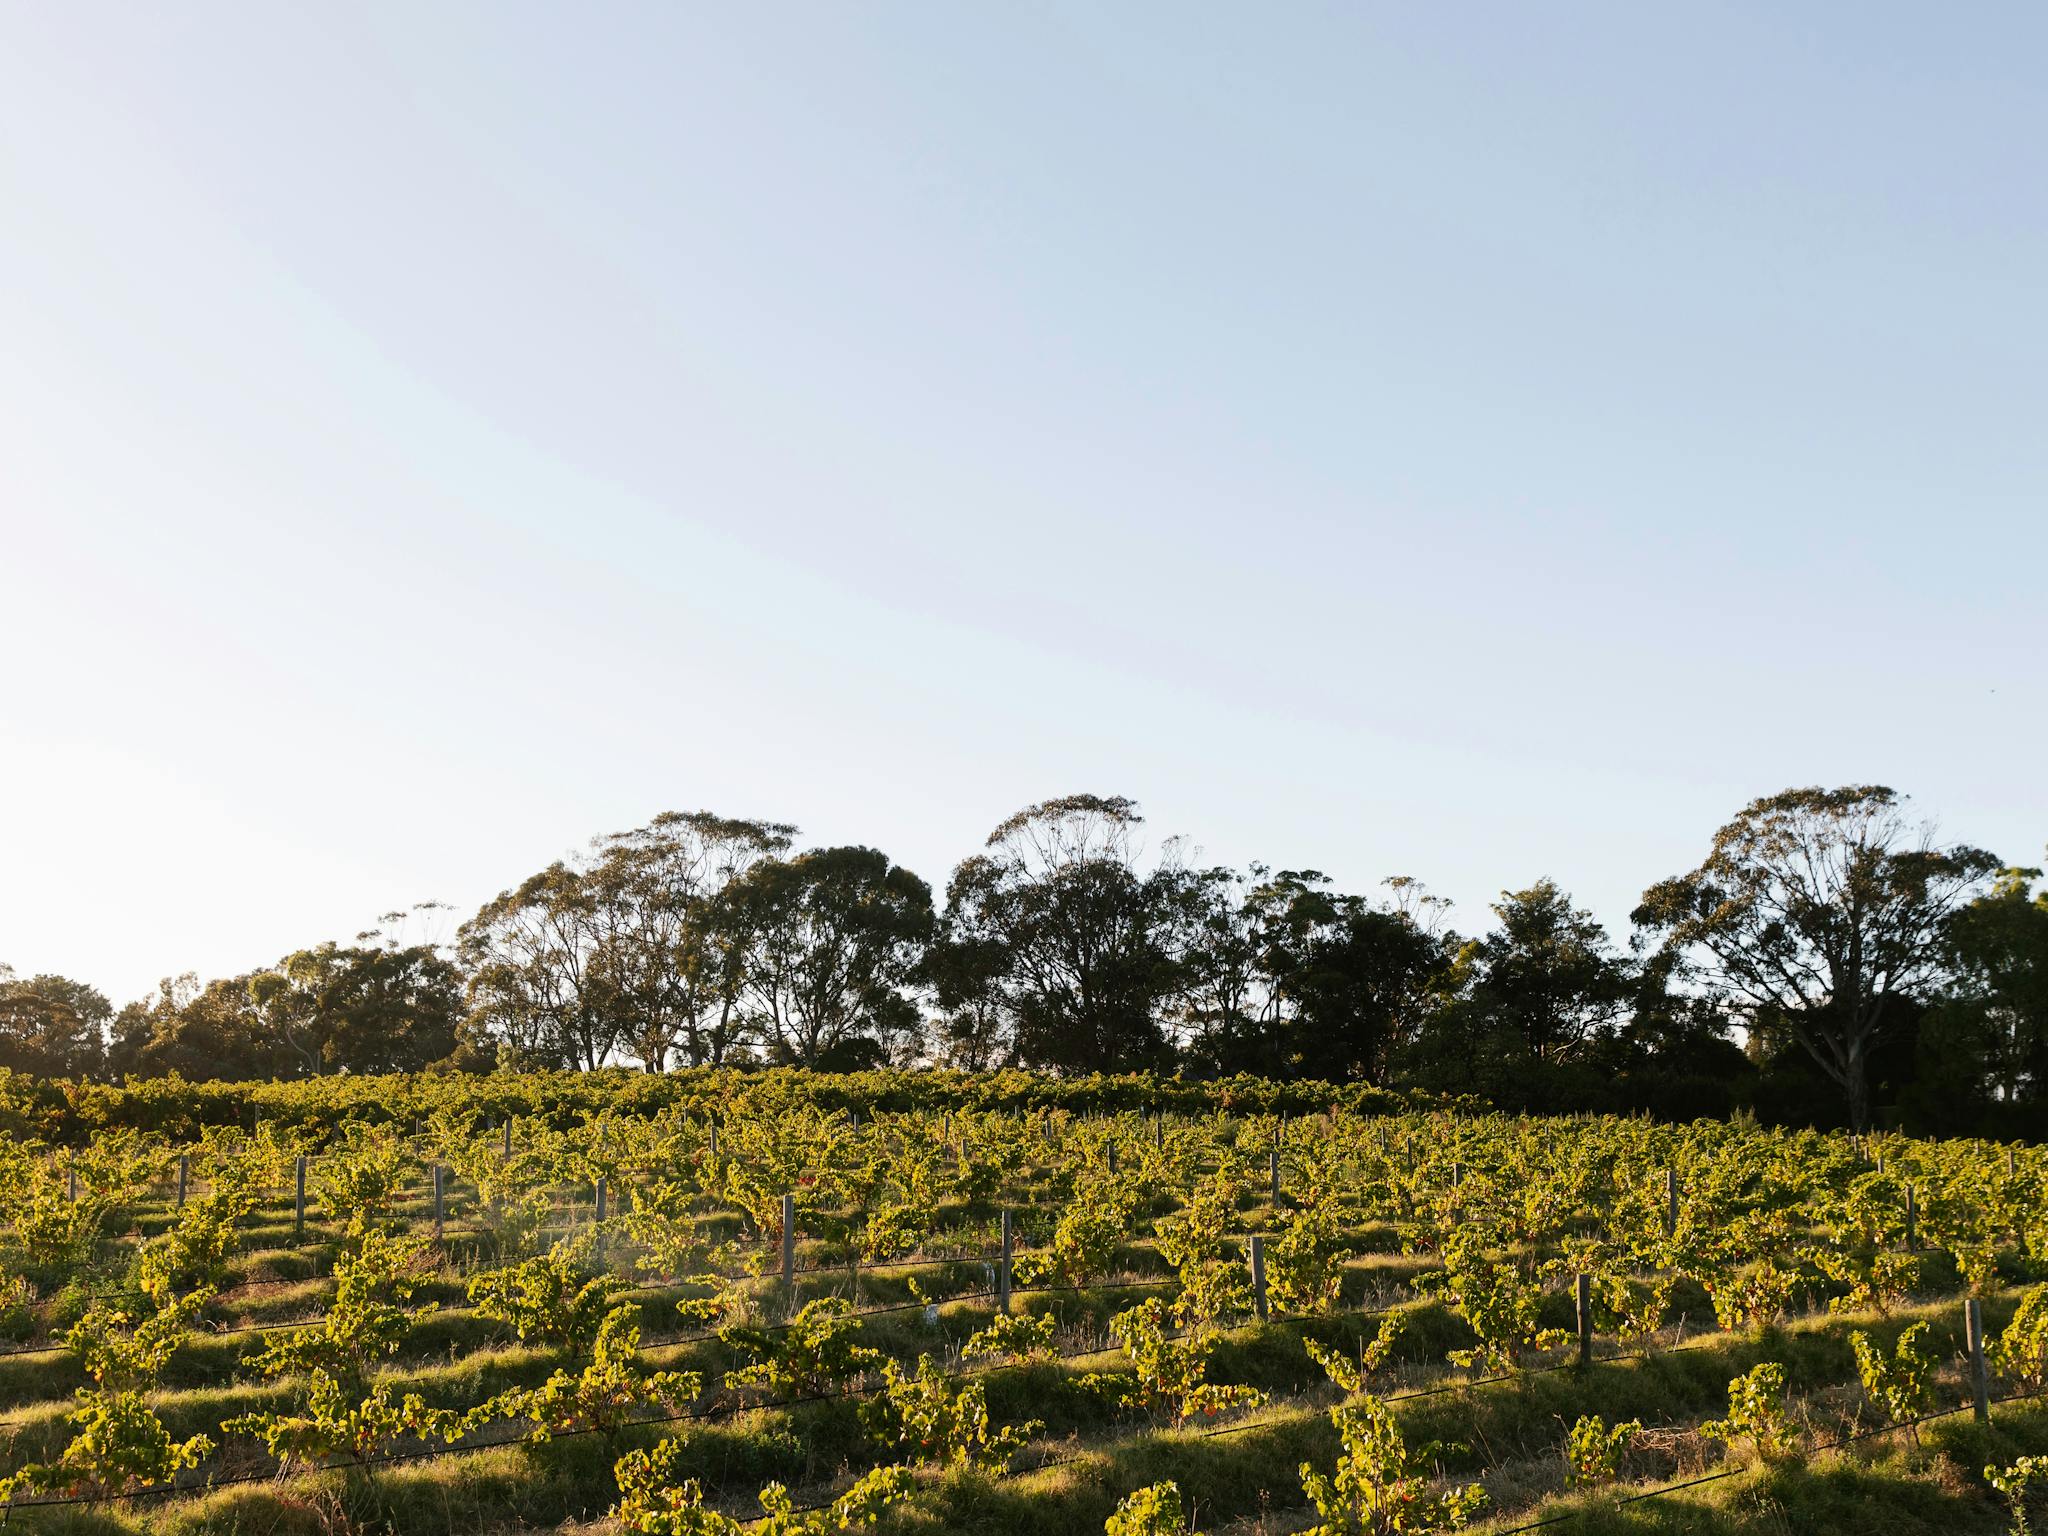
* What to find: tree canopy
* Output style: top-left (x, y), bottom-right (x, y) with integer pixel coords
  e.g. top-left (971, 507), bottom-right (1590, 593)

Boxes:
top-left (1634, 785), bottom-right (1999, 1130)
top-left (9, 786), bottom-right (2039, 1137)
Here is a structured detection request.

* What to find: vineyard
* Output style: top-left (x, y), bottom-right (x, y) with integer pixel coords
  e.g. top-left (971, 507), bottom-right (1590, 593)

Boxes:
top-left (3, 1073), bottom-right (2048, 1535)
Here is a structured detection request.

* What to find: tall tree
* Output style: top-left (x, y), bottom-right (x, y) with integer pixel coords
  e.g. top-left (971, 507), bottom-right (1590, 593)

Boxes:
top-left (120, 972), bottom-right (281, 1080)
top-left (460, 863), bottom-right (619, 1070)
top-left (1635, 785), bottom-right (1998, 1131)
top-left (726, 846), bottom-right (932, 1068)
top-left (248, 929), bottom-right (464, 1075)
top-left (0, 967), bottom-right (112, 1078)
top-left (1463, 880), bottom-right (1631, 1066)
top-left (1282, 879), bottom-right (1458, 1083)
top-left (458, 812), bottom-right (795, 1070)
top-left (584, 812), bottom-right (796, 1069)
top-left (1182, 870), bottom-right (1457, 1083)
top-left (923, 909), bottom-right (1016, 1070)
top-left (938, 795), bottom-right (1196, 1074)
top-left (1177, 865), bottom-right (1278, 1073)
top-left (1400, 880), bottom-right (1629, 1104)
top-left (106, 977), bottom-right (186, 1079)
top-left (1930, 860), bottom-right (2048, 1115)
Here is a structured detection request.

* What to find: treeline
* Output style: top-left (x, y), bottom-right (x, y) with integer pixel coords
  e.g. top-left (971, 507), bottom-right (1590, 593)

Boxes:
top-left (2, 787), bottom-right (2042, 1136)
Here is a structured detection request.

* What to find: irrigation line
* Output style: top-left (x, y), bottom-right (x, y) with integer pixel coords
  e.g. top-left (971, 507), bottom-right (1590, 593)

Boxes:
top-left (613, 1276), bottom-right (1179, 1353)
top-left (56, 1274), bottom-right (315, 1309)
top-left (0, 1283), bottom-right (1013, 1367)
top-left (43, 1243), bottom-right (984, 1333)
top-left (38, 1210), bottom-right (1178, 1323)
top-left (0, 1265), bottom-right (1181, 1364)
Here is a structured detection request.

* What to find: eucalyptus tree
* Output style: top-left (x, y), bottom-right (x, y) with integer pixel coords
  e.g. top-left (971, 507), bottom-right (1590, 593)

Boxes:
top-left (586, 811), bottom-right (795, 1069)
top-left (1184, 869), bottom-right (1459, 1083)
top-left (0, 966), bottom-right (112, 1078)
top-left (1175, 864), bottom-right (1279, 1073)
top-left (1276, 874), bottom-right (1460, 1083)
top-left (725, 845), bottom-right (932, 1067)
top-left (924, 906), bottom-right (1016, 1070)
top-left (459, 810), bottom-right (794, 1070)
top-left (936, 795), bottom-right (1198, 1074)
top-left (247, 908), bottom-right (463, 1074)
top-left (1635, 785), bottom-right (1998, 1130)
top-left (460, 861), bottom-right (619, 1070)
top-left (114, 971), bottom-right (277, 1080)
top-left (1462, 880), bottom-right (1632, 1066)
top-left (1931, 859), bottom-right (2048, 1116)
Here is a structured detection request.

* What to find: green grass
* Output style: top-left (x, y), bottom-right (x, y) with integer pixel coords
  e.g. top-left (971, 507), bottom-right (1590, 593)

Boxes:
top-left (1484, 1399), bottom-right (2048, 1535)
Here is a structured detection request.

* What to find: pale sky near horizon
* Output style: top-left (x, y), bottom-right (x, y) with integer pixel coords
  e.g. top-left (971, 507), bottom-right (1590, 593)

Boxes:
top-left (2, 3), bottom-right (2042, 1004)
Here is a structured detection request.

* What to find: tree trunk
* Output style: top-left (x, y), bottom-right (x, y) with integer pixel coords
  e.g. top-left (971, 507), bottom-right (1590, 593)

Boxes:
top-left (1845, 1038), bottom-right (1871, 1132)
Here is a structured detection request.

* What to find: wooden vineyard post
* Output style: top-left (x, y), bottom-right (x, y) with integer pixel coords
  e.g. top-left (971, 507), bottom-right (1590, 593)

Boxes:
top-left (1270, 1143), bottom-right (1282, 1205)
top-left (1904, 1185), bottom-right (1917, 1251)
top-left (1967, 1298), bottom-right (1991, 1423)
top-left (781, 1193), bottom-right (796, 1303)
top-left (1107, 1140), bottom-right (1118, 1175)
top-left (708, 1119), bottom-right (718, 1159)
top-left (1665, 1167), bottom-right (1679, 1237)
top-left (1967, 1299), bottom-right (1992, 1423)
top-left (1249, 1234), bottom-right (1269, 1322)
top-left (999, 1210), bottom-right (1013, 1315)
top-left (176, 1154), bottom-right (189, 1208)
top-left (490, 1120), bottom-right (508, 1221)
top-left (1575, 1273), bottom-right (1592, 1368)
top-left (432, 1164), bottom-right (445, 1241)
top-left (1154, 1114), bottom-right (1164, 1151)
top-left (294, 1153), bottom-right (307, 1237)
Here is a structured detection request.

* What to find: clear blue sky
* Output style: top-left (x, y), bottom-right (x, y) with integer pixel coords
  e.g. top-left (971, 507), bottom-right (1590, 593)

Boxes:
top-left (3, 4), bottom-right (2041, 1002)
